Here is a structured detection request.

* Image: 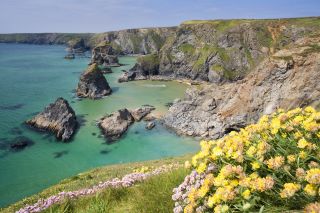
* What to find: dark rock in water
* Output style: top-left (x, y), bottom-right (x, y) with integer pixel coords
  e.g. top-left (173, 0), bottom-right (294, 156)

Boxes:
top-left (165, 102), bottom-right (173, 108)
top-left (10, 136), bottom-right (34, 150)
top-left (53, 150), bottom-right (68, 158)
top-left (92, 132), bottom-right (97, 136)
top-left (146, 121), bottom-right (155, 130)
top-left (101, 66), bottom-right (113, 74)
top-left (26, 98), bottom-right (78, 141)
top-left (130, 106), bottom-right (155, 121)
top-left (118, 71), bottom-right (136, 83)
top-left (0, 103), bottom-right (25, 110)
top-left (76, 63), bottom-right (112, 99)
top-left (98, 109), bottom-right (134, 140)
top-left (64, 53), bottom-right (75, 60)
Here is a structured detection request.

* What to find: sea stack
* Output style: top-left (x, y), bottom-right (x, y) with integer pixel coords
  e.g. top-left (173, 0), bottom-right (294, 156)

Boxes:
top-left (26, 98), bottom-right (78, 141)
top-left (76, 63), bottom-right (112, 99)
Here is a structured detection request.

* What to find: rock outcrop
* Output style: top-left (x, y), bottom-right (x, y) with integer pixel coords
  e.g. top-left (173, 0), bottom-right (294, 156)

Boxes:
top-left (98, 109), bottom-right (134, 140)
top-left (91, 42), bottom-right (120, 66)
top-left (164, 35), bottom-right (320, 139)
top-left (99, 106), bottom-right (155, 140)
top-left (66, 38), bottom-right (88, 53)
top-left (76, 63), bottom-right (112, 99)
top-left (130, 106), bottom-right (156, 121)
top-left (26, 98), bottom-right (78, 141)
top-left (146, 122), bottom-right (155, 130)
top-left (118, 71), bottom-right (136, 83)
top-left (124, 18), bottom-right (320, 82)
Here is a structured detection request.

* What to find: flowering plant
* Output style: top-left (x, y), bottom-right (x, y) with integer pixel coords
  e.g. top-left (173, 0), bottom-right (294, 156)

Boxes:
top-left (173, 107), bottom-right (320, 212)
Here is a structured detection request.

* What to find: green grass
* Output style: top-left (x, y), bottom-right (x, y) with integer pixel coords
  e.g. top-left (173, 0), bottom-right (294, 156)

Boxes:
top-left (44, 168), bottom-right (189, 213)
top-left (0, 155), bottom-right (192, 213)
top-left (179, 43), bottom-right (195, 55)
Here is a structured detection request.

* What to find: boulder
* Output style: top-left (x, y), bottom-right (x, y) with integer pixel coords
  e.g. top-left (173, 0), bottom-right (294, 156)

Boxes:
top-left (26, 98), bottom-right (78, 141)
top-left (118, 71), bottom-right (136, 83)
top-left (64, 53), bottom-right (75, 60)
top-left (10, 137), bottom-right (34, 150)
top-left (98, 109), bottom-right (134, 140)
top-left (130, 106), bottom-right (155, 121)
top-left (146, 121), bottom-right (155, 130)
top-left (76, 63), bottom-right (112, 99)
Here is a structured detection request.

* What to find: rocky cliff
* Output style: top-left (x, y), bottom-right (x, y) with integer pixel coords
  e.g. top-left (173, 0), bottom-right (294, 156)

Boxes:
top-left (130, 17), bottom-right (320, 82)
top-left (164, 34), bottom-right (320, 138)
top-left (0, 27), bottom-right (176, 55)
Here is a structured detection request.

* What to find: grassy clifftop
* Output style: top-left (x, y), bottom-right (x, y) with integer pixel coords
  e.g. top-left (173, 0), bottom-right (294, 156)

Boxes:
top-left (0, 155), bottom-right (192, 213)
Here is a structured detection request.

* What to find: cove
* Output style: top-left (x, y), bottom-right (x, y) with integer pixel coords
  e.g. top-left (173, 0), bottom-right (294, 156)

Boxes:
top-left (0, 43), bottom-right (199, 207)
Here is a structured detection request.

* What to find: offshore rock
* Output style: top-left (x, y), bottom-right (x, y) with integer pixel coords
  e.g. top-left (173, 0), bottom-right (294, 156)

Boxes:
top-left (98, 109), bottom-right (134, 140)
top-left (76, 63), bottom-right (112, 99)
top-left (26, 98), bottom-right (78, 141)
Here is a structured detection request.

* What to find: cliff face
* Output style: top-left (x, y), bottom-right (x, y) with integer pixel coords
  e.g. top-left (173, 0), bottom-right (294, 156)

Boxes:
top-left (164, 35), bottom-right (320, 138)
top-left (157, 18), bottom-right (320, 82)
top-left (0, 27), bottom-right (176, 55)
top-left (88, 27), bottom-right (177, 55)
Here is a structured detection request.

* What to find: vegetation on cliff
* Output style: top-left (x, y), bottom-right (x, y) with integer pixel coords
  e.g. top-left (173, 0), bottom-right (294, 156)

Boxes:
top-left (174, 107), bottom-right (320, 212)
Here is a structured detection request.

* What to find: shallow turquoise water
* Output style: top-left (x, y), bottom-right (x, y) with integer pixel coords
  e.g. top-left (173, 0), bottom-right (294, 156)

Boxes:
top-left (0, 43), bottom-right (199, 207)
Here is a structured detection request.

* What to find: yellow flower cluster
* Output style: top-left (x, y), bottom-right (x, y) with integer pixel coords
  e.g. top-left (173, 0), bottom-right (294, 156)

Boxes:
top-left (185, 107), bottom-right (320, 212)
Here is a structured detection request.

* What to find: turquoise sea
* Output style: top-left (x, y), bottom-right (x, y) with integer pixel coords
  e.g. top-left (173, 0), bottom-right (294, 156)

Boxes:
top-left (0, 43), bottom-right (199, 207)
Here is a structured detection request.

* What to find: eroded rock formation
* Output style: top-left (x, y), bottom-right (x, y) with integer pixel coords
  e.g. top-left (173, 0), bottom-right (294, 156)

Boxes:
top-left (164, 36), bottom-right (320, 139)
top-left (76, 63), bottom-right (112, 99)
top-left (26, 98), bottom-right (78, 141)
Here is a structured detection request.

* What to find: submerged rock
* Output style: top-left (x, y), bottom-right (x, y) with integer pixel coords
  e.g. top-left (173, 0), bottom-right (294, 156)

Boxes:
top-left (130, 106), bottom-right (155, 121)
top-left (10, 137), bottom-right (34, 150)
top-left (145, 121), bottom-right (155, 130)
top-left (76, 63), bottom-right (112, 99)
top-left (98, 109), bottom-right (134, 140)
top-left (26, 98), bottom-right (78, 141)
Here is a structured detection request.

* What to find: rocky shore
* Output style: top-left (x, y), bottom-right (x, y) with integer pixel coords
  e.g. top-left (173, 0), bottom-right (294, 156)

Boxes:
top-left (26, 98), bottom-right (78, 141)
top-left (164, 36), bottom-right (320, 139)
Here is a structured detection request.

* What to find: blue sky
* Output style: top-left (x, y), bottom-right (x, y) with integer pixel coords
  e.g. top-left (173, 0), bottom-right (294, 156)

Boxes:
top-left (1, 0), bottom-right (319, 33)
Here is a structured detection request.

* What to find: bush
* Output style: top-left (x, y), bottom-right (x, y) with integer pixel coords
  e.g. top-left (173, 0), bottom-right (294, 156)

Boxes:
top-left (173, 107), bottom-right (320, 212)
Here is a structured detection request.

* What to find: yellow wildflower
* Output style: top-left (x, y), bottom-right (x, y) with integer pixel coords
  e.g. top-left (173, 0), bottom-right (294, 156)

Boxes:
top-left (299, 151), bottom-right (307, 159)
top-left (305, 168), bottom-right (320, 184)
top-left (242, 189), bottom-right (251, 200)
top-left (280, 183), bottom-right (301, 198)
top-left (271, 117), bottom-right (281, 135)
top-left (251, 161), bottom-right (261, 170)
top-left (287, 155), bottom-right (296, 163)
top-left (298, 138), bottom-right (309, 149)
top-left (196, 162), bottom-right (207, 174)
top-left (304, 184), bottom-right (317, 196)
top-left (266, 156), bottom-right (285, 170)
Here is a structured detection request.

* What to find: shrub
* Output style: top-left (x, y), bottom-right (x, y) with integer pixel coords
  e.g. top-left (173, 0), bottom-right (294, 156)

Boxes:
top-left (173, 107), bottom-right (320, 212)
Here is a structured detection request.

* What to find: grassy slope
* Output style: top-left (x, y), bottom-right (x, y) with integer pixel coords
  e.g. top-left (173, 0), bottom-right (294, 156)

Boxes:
top-left (44, 168), bottom-right (189, 213)
top-left (0, 155), bottom-right (192, 213)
